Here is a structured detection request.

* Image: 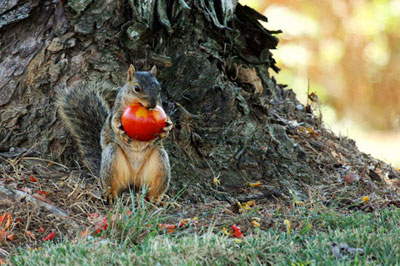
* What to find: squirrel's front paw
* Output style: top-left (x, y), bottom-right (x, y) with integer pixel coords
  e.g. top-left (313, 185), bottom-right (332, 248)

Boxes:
top-left (158, 119), bottom-right (173, 140)
top-left (118, 124), bottom-right (131, 143)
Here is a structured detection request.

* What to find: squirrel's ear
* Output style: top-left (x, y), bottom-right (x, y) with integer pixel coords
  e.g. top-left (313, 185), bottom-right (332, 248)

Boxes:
top-left (150, 65), bottom-right (157, 76)
top-left (127, 64), bottom-right (135, 81)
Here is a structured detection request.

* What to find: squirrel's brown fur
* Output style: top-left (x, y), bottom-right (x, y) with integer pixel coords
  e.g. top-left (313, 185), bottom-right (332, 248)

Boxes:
top-left (57, 65), bottom-right (172, 201)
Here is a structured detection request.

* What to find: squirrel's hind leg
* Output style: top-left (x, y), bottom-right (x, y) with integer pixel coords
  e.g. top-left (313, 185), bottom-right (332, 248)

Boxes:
top-left (100, 143), bottom-right (132, 202)
top-left (137, 147), bottom-right (170, 201)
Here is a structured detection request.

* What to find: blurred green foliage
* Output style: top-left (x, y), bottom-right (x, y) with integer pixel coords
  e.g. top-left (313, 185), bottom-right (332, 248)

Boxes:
top-left (241, 0), bottom-right (400, 130)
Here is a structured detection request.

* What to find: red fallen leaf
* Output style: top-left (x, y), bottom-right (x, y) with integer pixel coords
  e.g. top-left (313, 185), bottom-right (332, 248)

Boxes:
top-left (0, 258), bottom-right (6, 265)
top-left (1, 214), bottom-right (11, 231)
top-left (0, 230), bottom-right (15, 241)
top-left (88, 213), bottom-right (100, 219)
top-left (29, 176), bottom-right (38, 182)
top-left (94, 216), bottom-right (109, 234)
top-left (0, 214), bottom-right (6, 228)
top-left (42, 231), bottom-right (56, 241)
top-left (80, 230), bottom-right (89, 239)
top-left (158, 223), bottom-right (176, 230)
top-left (167, 228), bottom-right (175, 234)
top-left (158, 223), bottom-right (177, 233)
top-left (232, 224), bottom-right (244, 238)
top-left (179, 220), bottom-right (185, 227)
top-left (39, 227), bottom-right (45, 233)
top-left (178, 218), bottom-right (199, 227)
top-left (0, 230), bottom-right (7, 240)
top-left (37, 190), bottom-right (48, 196)
top-left (6, 234), bottom-right (15, 241)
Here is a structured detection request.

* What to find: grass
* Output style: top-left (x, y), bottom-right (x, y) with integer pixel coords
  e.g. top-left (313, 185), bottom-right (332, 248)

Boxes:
top-left (8, 195), bottom-right (400, 266)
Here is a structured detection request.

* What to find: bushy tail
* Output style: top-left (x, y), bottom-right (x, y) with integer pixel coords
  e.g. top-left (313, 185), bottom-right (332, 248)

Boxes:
top-left (56, 81), bottom-right (110, 175)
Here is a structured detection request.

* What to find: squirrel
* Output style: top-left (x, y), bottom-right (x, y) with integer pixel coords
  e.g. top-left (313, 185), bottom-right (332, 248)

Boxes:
top-left (56, 65), bottom-right (173, 202)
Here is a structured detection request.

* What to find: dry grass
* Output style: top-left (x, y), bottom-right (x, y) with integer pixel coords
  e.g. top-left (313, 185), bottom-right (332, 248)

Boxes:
top-left (1, 129), bottom-right (400, 264)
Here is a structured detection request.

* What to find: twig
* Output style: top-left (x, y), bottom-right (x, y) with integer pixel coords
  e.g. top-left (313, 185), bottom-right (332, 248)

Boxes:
top-left (21, 157), bottom-right (69, 170)
top-left (0, 185), bottom-right (69, 217)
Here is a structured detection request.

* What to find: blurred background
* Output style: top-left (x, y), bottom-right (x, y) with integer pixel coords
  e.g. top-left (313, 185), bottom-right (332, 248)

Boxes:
top-left (239, 0), bottom-right (400, 167)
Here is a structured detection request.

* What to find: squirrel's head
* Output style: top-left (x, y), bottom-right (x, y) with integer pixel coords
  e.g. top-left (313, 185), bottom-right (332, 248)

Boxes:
top-left (125, 65), bottom-right (161, 109)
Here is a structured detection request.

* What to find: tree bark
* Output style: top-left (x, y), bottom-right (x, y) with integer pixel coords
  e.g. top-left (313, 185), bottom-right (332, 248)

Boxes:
top-left (1, 0), bottom-right (398, 201)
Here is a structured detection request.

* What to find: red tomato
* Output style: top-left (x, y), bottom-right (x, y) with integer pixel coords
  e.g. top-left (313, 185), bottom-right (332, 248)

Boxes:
top-left (121, 103), bottom-right (167, 141)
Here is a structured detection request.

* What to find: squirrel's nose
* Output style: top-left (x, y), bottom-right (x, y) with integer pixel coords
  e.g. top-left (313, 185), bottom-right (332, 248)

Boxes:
top-left (149, 97), bottom-right (157, 109)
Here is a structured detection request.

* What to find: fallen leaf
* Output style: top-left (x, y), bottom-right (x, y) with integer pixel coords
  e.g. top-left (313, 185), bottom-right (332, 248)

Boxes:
top-left (222, 227), bottom-right (231, 236)
top-left (39, 227), bottom-right (45, 233)
top-left (344, 172), bottom-right (360, 184)
top-left (0, 230), bottom-right (15, 242)
top-left (0, 214), bottom-right (11, 231)
top-left (29, 176), bottom-right (38, 182)
top-left (6, 234), bottom-right (15, 241)
top-left (179, 220), bottom-right (185, 227)
top-left (0, 231), bottom-right (7, 242)
top-left (232, 224), bottom-right (244, 238)
top-left (237, 200), bottom-right (256, 213)
top-left (247, 181), bottom-right (262, 187)
top-left (361, 196), bottom-right (369, 203)
top-left (158, 224), bottom-right (176, 234)
top-left (94, 216), bottom-right (109, 234)
top-left (251, 220), bottom-right (260, 227)
top-left (158, 223), bottom-right (176, 230)
top-left (0, 213), bottom-right (7, 227)
top-left (80, 230), bottom-right (89, 239)
top-left (37, 190), bottom-right (48, 196)
top-left (42, 231), bottom-right (56, 241)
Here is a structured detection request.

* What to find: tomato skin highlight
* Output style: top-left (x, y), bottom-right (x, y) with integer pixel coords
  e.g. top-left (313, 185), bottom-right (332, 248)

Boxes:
top-left (121, 103), bottom-right (167, 141)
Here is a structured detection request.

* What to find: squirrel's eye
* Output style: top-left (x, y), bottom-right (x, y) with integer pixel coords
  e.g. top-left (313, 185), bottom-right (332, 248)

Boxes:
top-left (134, 85), bottom-right (141, 93)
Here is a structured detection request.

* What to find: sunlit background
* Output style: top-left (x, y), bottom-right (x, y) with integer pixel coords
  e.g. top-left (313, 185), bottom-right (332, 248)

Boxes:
top-left (240, 0), bottom-right (400, 167)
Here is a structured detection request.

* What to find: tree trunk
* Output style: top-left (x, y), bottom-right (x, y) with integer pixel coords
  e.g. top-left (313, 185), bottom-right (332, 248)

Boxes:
top-left (1, 0), bottom-right (398, 201)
